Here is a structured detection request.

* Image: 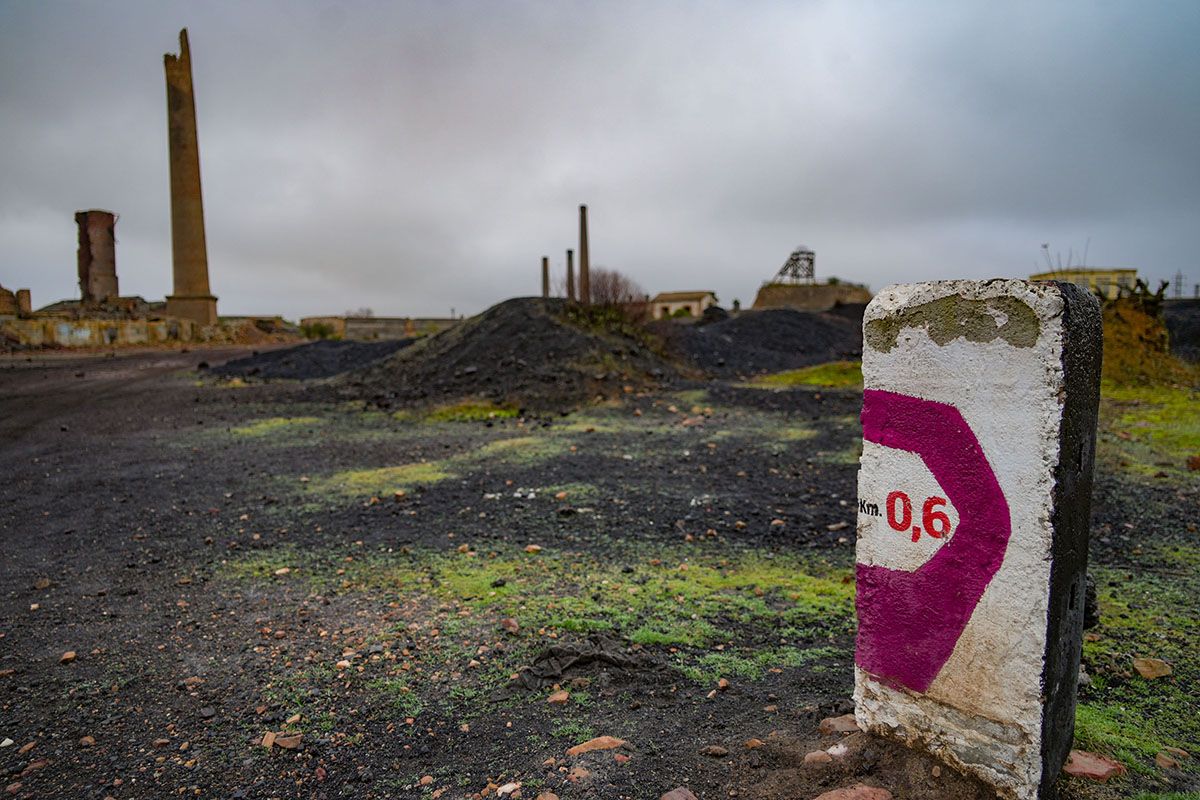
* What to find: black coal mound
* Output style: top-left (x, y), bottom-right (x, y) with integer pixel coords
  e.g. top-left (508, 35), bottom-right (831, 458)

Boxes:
top-left (213, 339), bottom-right (413, 380)
top-left (1164, 299), bottom-right (1200, 363)
top-left (667, 308), bottom-right (863, 378)
top-left (340, 297), bottom-right (675, 410)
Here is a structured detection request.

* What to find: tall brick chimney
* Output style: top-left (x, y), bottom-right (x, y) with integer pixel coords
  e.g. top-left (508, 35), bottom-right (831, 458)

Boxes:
top-left (578, 204), bottom-right (590, 305)
top-left (164, 29), bottom-right (218, 325)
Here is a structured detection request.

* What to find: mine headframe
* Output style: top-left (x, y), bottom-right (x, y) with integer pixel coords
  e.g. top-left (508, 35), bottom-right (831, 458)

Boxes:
top-left (773, 246), bottom-right (815, 284)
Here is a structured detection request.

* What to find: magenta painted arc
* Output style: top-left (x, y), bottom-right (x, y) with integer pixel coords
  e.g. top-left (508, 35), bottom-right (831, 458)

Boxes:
top-left (856, 389), bottom-right (1012, 693)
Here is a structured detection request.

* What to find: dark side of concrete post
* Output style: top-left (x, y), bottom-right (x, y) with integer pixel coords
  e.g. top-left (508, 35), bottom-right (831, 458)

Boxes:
top-left (579, 204), bottom-right (590, 305)
top-left (541, 256), bottom-right (550, 299)
top-left (854, 280), bottom-right (1101, 800)
top-left (566, 249), bottom-right (575, 302)
top-left (163, 28), bottom-right (218, 326)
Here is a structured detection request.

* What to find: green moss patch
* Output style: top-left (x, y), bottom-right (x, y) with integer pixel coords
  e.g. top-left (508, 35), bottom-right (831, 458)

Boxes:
top-left (308, 462), bottom-right (455, 498)
top-left (1098, 383), bottom-right (1199, 478)
top-left (1076, 563), bottom-right (1200, 774)
top-left (744, 361), bottom-right (863, 389)
top-left (393, 400), bottom-right (520, 423)
top-left (220, 542), bottom-right (855, 724)
top-left (231, 416), bottom-right (324, 437)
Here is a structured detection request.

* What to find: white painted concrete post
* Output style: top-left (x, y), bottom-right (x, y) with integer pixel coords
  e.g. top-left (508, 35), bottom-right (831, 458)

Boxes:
top-left (854, 280), bottom-right (1102, 800)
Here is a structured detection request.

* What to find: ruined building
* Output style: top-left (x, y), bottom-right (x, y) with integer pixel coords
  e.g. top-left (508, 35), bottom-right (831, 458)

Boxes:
top-left (76, 210), bottom-right (119, 304)
top-left (163, 28), bottom-right (218, 325)
top-left (0, 285), bottom-right (31, 316)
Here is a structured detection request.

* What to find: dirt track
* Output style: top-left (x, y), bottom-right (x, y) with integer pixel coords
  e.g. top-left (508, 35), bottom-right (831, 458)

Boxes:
top-left (0, 347), bottom-right (1195, 800)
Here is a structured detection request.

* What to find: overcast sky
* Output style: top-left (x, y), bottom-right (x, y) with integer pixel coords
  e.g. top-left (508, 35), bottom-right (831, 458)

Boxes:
top-left (2, 1), bottom-right (1198, 319)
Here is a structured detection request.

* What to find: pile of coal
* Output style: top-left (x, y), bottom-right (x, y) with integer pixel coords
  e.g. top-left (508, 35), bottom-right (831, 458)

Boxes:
top-left (340, 297), bottom-right (675, 411)
top-left (665, 308), bottom-right (862, 378)
top-left (1164, 299), bottom-right (1200, 363)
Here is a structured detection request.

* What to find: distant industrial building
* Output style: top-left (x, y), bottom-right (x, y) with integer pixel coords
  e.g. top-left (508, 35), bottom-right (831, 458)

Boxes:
top-left (752, 246), bottom-right (872, 312)
top-left (1028, 268), bottom-right (1138, 300)
top-left (299, 316), bottom-right (458, 340)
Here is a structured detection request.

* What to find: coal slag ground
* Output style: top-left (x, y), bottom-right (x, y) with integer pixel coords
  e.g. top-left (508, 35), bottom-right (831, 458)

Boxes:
top-left (0, 342), bottom-right (1195, 800)
top-left (213, 339), bottom-right (413, 380)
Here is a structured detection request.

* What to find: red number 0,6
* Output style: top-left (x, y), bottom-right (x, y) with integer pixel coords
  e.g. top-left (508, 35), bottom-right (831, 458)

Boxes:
top-left (886, 491), bottom-right (912, 532)
top-left (887, 491), bottom-right (953, 542)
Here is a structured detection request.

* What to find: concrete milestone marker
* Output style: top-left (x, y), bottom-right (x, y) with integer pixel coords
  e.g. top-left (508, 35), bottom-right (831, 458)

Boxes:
top-left (854, 280), bottom-right (1101, 800)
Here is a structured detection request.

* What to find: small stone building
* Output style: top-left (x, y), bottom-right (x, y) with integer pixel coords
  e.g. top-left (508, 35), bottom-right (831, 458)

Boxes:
top-left (649, 291), bottom-right (718, 320)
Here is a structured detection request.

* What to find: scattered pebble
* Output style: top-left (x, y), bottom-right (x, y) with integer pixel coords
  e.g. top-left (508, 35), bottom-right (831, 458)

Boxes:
top-left (59, 651), bottom-right (77, 664)
top-left (1062, 750), bottom-right (1127, 782)
top-left (811, 785), bottom-right (892, 800)
top-left (274, 733), bottom-right (303, 750)
top-left (1155, 752), bottom-right (1180, 769)
top-left (660, 789), bottom-right (699, 800)
top-left (818, 714), bottom-right (860, 735)
top-left (1132, 657), bottom-right (1172, 679)
top-left (566, 735), bottom-right (626, 756)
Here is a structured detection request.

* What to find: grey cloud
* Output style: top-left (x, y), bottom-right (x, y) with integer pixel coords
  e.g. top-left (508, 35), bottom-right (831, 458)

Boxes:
top-left (2, 0), bottom-right (1198, 318)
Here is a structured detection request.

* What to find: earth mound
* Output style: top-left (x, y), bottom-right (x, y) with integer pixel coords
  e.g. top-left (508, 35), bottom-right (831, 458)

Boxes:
top-left (212, 338), bottom-right (412, 380)
top-left (665, 308), bottom-right (863, 378)
top-left (1102, 298), bottom-right (1196, 385)
top-left (339, 297), bottom-right (675, 410)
